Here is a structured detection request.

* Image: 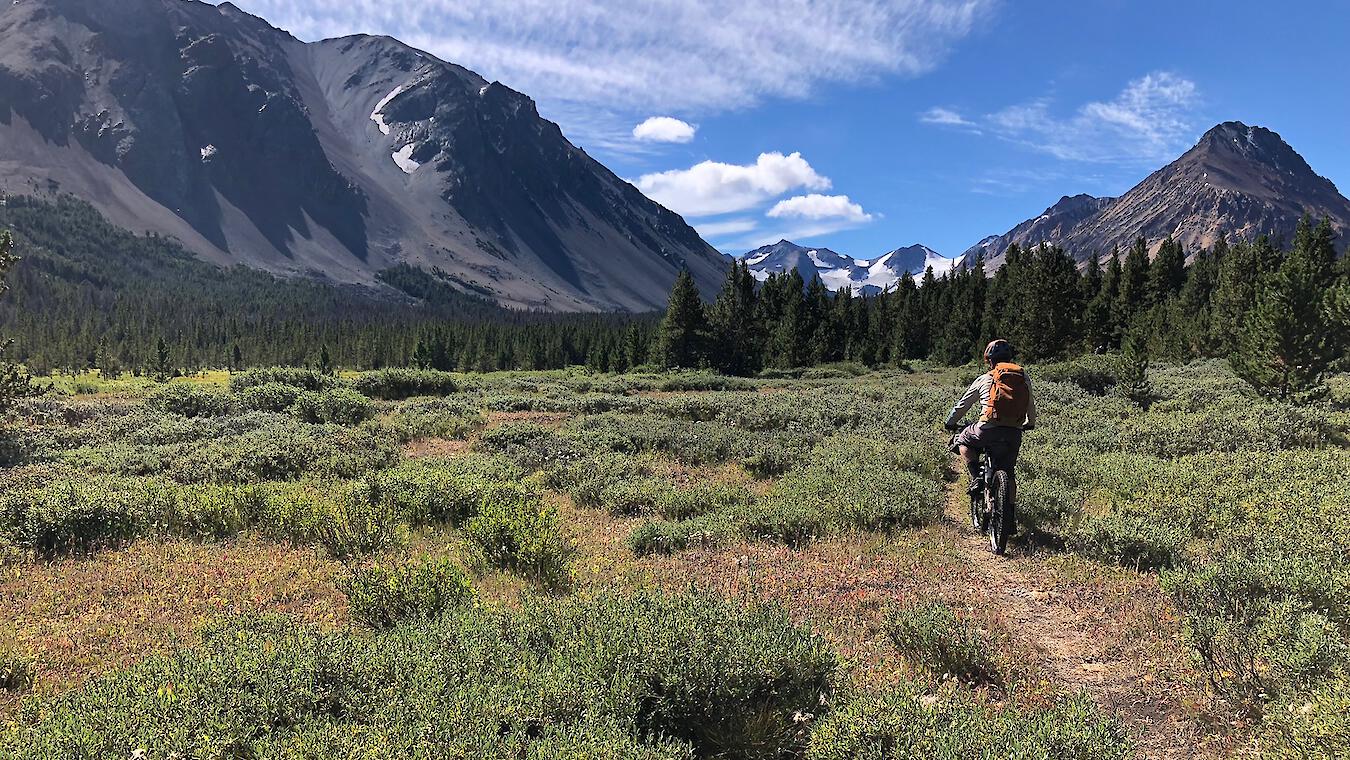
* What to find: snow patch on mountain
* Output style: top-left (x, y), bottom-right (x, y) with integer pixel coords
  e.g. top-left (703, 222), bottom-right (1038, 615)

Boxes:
top-left (370, 82), bottom-right (413, 135)
top-left (392, 144), bottom-right (421, 174)
top-left (742, 240), bottom-right (963, 295)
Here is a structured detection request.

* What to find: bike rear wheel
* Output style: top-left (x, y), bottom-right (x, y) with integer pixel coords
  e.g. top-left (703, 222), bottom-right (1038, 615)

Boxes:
top-left (988, 470), bottom-right (1014, 555)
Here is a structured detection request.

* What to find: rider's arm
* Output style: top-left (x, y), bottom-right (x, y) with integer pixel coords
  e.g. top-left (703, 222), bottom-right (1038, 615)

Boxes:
top-left (944, 377), bottom-right (983, 428)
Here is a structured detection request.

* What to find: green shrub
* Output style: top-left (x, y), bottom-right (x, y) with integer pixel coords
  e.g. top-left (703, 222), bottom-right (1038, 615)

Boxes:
top-left (236, 382), bottom-right (304, 413)
top-left (806, 687), bottom-right (1129, 760)
top-left (147, 383), bottom-right (233, 418)
top-left (1259, 678), bottom-right (1350, 759)
top-left (382, 397), bottom-right (483, 441)
top-left (3, 477), bottom-right (155, 557)
top-left (1036, 354), bottom-right (1121, 395)
top-left (3, 593), bottom-right (834, 759)
top-left (228, 367), bottom-right (338, 393)
top-left (657, 372), bottom-right (756, 392)
top-left (372, 455), bottom-right (523, 526)
top-left (476, 422), bottom-right (587, 471)
top-left (0, 647), bottom-right (35, 692)
top-left (464, 486), bottom-right (575, 586)
top-left (1162, 551), bottom-right (1349, 712)
top-left (1069, 511), bottom-right (1189, 571)
top-left (350, 368), bottom-right (463, 399)
top-left (343, 555), bottom-right (476, 629)
top-left (886, 600), bottom-right (1000, 685)
top-left (289, 388), bottom-right (375, 425)
top-left (628, 511), bottom-right (739, 556)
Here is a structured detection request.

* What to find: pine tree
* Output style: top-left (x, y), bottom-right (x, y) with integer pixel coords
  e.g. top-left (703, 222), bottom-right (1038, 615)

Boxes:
top-left (1118, 326), bottom-right (1154, 409)
top-left (1083, 250), bottom-right (1120, 352)
top-left (707, 262), bottom-right (759, 375)
top-left (0, 230), bottom-right (35, 412)
top-left (1116, 237), bottom-right (1152, 335)
top-left (653, 270), bottom-right (709, 369)
top-left (1235, 217), bottom-right (1340, 400)
top-left (319, 344), bottom-right (335, 375)
top-left (1148, 237), bottom-right (1187, 302)
top-left (153, 336), bottom-right (172, 382)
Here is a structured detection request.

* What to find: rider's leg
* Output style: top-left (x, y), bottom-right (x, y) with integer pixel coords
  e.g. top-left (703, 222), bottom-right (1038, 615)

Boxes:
top-left (958, 445), bottom-right (982, 490)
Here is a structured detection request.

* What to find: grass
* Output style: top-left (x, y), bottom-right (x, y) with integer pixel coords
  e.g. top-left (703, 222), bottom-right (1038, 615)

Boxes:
top-left (3, 361), bottom-right (1344, 756)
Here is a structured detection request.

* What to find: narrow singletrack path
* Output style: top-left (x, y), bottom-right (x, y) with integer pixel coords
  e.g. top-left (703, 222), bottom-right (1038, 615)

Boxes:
top-left (938, 477), bottom-right (1231, 759)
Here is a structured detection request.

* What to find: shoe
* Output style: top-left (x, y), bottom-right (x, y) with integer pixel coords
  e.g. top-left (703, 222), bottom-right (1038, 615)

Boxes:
top-left (967, 481), bottom-right (985, 496)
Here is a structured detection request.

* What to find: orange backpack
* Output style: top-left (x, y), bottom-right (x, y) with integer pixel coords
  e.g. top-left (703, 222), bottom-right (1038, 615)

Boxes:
top-left (982, 363), bottom-right (1030, 426)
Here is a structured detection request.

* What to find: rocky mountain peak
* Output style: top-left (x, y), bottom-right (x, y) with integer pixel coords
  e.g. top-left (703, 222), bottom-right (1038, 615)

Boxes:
top-left (963, 121), bottom-right (1350, 263)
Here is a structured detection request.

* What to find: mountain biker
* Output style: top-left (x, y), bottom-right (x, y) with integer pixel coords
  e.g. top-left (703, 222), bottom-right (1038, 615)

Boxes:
top-left (943, 340), bottom-right (1037, 494)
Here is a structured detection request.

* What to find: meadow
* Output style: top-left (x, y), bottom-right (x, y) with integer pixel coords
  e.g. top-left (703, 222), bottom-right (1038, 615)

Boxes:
top-left (0, 360), bottom-right (1346, 758)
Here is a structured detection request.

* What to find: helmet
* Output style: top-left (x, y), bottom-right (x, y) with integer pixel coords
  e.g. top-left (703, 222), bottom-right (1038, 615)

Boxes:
top-left (983, 339), bottom-right (1014, 365)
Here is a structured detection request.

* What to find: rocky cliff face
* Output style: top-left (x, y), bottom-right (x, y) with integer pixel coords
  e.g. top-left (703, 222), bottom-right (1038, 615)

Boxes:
top-left (0, 0), bottom-right (726, 311)
top-left (964, 122), bottom-right (1350, 264)
top-left (962, 193), bottom-right (1114, 267)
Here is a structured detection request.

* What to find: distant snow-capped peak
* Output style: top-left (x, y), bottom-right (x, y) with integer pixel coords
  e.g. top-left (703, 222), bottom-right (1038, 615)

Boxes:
top-left (741, 240), bottom-right (963, 295)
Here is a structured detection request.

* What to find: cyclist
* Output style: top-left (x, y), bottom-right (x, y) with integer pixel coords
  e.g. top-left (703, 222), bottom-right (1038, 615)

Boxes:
top-left (943, 339), bottom-right (1037, 494)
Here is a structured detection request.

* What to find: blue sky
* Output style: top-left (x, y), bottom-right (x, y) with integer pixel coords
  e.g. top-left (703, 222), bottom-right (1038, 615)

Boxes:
top-left (226, 0), bottom-right (1350, 259)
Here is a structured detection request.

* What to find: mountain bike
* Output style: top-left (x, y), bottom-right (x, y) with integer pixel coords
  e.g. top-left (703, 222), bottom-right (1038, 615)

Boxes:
top-left (952, 428), bottom-right (1029, 555)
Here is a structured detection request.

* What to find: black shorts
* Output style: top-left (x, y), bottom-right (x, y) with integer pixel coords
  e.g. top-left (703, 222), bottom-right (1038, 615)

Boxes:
top-left (950, 422), bottom-right (1023, 468)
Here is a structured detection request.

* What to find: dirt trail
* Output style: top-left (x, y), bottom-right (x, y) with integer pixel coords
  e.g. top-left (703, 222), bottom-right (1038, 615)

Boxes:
top-left (938, 484), bottom-right (1221, 760)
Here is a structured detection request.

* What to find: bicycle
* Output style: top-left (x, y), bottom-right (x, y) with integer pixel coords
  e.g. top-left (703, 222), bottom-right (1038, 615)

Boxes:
top-left (950, 426), bottom-right (1031, 555)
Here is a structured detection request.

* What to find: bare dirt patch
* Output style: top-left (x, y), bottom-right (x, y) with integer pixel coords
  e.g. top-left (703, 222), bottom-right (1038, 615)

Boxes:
top-left (403, 437), bottom-right (471, 458)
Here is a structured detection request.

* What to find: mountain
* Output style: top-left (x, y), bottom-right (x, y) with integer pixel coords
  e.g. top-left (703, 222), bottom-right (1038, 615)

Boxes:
top-left (964, 122), bottom-right (1350, 264)
top-left (743, 240), bottom-right (961, 295)
top-left (0, 0), bottom-right (726, 311)
top-left (961, 194), bottom-right (1115, 267)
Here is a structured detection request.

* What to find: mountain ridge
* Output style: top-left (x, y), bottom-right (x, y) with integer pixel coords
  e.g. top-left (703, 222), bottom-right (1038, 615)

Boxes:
top-left (963, 122), bottom-right (1350, 265)
top-left (0, 0), bottom-right (727, 311)
top-left (743, 239), bottom-right (962, 294)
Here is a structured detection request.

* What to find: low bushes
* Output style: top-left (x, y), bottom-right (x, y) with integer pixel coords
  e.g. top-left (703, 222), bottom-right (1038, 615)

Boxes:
top-left (289, 388), bottom-right (375, 425)
top-left (235, 382), bottom-right (303, 413)
top-left (886, 600), bottom-right (1001, 686)
top-left (228, 367), bottom-right (338, 393)
top-left (0, 647), bottom-right (35, 692)
top-left (373, 455), bottom-right (523, 526)
top-left (147, 383), bottom-right (233, 418)
top-left (476, 422), bottom-right (587, 471)
top-left (463, 485), bottom-right (575, 587)
top-left (806, 687), bottom-right (1129, 760)
top-left (1162, 550), bottom-right (1349, 714)
top-left (343, 555), bottom-right (476, 629)
top-left (628, 435), bottom-right (944, 554)
top-left (2, 593), bottom-right (836, 759)
top-left (350, 368), bottom-right (466, 399)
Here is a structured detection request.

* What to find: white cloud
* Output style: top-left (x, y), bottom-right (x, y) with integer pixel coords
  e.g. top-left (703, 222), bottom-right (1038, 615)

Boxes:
top-left (922, 72), bottom-right (1201, 163)
top-left (224, 1), bottom-right (993, 137)
top-left (919, 106), bottom-right (977, 128)
top-left (695, 218), bottom-right (760, 238)
top-left (767, 194), bottom-right (874, 223)
top-left (633, 116), bottom-right (696, 143)
top-left (635, 152), bottom-right (831, 217)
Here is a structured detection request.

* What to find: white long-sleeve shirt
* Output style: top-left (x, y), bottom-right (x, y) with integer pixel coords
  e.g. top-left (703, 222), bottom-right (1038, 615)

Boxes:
top-left (945, 370), bottom-right (1037, 428)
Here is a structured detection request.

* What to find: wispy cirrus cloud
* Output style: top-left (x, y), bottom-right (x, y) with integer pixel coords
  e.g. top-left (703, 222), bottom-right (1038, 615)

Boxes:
top-left (223, 0), bottom-right (994, 145)
top-left (919, 106), bottom-right (979, 129)
top-left (921, 72), bottom-right (1201, 163)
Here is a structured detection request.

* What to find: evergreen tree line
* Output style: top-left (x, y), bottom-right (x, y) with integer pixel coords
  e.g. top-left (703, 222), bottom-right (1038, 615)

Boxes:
top-left (653, 217), bottom-right (1350, 398)
top-left (1, 195), bottom-right (1346, 395)
top-left (0, 196), bottom-right (652, 376)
